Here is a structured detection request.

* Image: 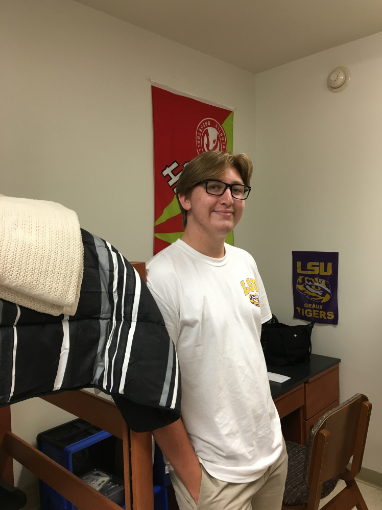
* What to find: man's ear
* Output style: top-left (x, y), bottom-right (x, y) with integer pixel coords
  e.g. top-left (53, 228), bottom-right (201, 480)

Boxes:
top-left (178, 193), bottom-right (191, 211)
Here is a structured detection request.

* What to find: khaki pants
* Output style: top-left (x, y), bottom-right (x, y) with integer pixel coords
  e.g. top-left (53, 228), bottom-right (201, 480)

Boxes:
top-left (170, 441), bottom-right (288, 510)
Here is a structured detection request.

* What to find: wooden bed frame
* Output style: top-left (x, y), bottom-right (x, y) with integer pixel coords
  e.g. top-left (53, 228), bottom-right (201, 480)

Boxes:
top-left (0, 262), bottom-right (155, 510)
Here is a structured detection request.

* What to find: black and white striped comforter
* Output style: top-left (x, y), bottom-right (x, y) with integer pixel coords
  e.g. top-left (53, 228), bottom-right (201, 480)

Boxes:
top-left (0, 229), bottom-right (181, 432)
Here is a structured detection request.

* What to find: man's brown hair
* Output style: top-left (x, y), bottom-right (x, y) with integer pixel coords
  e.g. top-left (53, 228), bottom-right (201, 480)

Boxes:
top-left (176, 151), bottom-right (253, 228)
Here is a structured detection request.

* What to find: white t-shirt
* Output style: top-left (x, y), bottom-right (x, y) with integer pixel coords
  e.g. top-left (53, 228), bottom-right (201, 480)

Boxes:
top-left (146, 240), bottom-right (282, 483)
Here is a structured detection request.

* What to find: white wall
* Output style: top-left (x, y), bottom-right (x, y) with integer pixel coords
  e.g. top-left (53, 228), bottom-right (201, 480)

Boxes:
top-left (0, 0), bottom-right (257, 507)
top-left (255, 32), bottom-right (382, 473)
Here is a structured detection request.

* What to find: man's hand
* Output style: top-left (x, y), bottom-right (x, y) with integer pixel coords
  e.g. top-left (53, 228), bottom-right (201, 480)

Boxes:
top-left (153, 418), bottom-right (202, 504)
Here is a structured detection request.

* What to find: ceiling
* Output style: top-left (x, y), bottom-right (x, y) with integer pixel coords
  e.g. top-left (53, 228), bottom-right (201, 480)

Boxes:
top-left (73, 0), bottom-right (382, 74)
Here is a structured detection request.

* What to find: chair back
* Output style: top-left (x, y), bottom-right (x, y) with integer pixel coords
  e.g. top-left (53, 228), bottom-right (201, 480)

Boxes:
top-left (306, 393), bottom-right (371, 484)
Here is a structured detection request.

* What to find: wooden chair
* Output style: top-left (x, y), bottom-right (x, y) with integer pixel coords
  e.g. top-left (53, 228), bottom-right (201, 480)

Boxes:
top-left (0, 262), bottom-right (155, 510)
top-left (282, 393), bottom-right (372, 510)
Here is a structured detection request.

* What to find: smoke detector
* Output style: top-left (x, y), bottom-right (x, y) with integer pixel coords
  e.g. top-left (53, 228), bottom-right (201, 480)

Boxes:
top-left (327, 67), bottom-right (351, 93)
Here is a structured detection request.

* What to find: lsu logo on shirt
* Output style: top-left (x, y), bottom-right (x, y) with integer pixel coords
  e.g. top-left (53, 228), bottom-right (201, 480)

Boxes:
top-left (249, 294), bottom-right (260, 307)
top-left (240, 278), bottom-right (260, 307)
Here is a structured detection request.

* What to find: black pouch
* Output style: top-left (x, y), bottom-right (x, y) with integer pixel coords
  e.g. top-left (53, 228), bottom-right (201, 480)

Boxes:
top-left (261, 315), bottom-right (314, 367)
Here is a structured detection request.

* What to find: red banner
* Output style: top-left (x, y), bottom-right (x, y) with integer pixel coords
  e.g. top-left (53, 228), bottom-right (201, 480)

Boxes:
top-left (152, 85), bottom-right (234, 255)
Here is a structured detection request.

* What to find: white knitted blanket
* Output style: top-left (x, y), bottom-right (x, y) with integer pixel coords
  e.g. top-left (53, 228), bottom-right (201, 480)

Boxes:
top-left (0, 196), bottom-right (83, 316)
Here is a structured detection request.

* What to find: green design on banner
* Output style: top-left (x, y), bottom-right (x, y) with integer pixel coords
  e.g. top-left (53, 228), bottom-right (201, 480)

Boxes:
top-left (155, 195), bottom-right (181, 226)
top-left (222, 112), bottom-right (234, 152)
top-left (225, 230), bottom-right (234, 246)
top-left (155, 232), bottom-right (184, 243)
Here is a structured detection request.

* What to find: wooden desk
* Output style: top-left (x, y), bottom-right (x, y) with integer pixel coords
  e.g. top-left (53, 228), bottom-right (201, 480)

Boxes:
top-left (269, 354), bottom-right (341, 444)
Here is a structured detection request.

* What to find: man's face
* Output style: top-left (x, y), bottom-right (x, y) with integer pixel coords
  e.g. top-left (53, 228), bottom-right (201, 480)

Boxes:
top-left (179, 166), bottom-right (246, 240)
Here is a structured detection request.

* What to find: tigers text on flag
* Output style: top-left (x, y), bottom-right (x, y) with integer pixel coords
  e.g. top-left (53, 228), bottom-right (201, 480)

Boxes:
top-left (152, 85), bottom-right (234, 255)
top-left (292, 251), bottom-right (339, 325)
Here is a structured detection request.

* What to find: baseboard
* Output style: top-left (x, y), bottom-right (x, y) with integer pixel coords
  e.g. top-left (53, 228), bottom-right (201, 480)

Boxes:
top-left (354, 466), bottom-right (382, 490)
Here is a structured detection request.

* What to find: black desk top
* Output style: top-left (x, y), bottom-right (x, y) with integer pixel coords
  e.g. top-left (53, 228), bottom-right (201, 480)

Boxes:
top-left (268, 354), bottom-right (341, 400)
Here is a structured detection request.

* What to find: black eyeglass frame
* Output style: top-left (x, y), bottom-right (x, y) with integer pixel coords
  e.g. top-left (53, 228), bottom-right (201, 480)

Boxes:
top-left (196, 179), bottom-right (251, 200)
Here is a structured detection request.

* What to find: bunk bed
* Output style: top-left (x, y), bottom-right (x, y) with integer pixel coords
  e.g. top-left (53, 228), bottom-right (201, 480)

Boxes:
top-left (0, 227), bottom-right (181, 510)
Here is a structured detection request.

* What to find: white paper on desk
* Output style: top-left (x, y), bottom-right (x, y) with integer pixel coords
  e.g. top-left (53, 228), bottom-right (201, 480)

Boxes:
top-left (267, 372), bottom-right (291, 383)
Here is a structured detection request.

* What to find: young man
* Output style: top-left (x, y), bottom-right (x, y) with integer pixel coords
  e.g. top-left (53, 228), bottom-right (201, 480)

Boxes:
top-left (148, 151), bottom-right (287, 510)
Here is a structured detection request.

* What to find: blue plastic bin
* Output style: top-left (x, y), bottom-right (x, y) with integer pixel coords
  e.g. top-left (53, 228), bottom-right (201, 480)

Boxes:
top-left (37, 419), bottom-right (168, 510)
top-left (38, 419), bottom-right (113, 510)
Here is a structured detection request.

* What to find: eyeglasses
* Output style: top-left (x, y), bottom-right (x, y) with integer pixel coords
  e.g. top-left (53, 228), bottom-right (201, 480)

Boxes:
top-left (197, 179), bottom-right (251, 200)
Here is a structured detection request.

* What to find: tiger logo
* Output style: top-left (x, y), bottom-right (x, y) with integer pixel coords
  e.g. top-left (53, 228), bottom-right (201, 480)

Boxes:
top-left (249, 294), bottom-right (260, 307)
top-left (296, 276), bottom-right (332, 303)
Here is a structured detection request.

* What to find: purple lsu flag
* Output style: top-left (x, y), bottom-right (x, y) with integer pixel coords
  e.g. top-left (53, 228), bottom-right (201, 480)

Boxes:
top-left (292, 251), bottom-right (339, 325)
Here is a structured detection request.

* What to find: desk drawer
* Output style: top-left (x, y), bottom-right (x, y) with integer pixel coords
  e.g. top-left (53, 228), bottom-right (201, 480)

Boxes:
top-left (304, 365), bottom-right (339, 420)
top-left (274, 385), bottom-right (304, 419)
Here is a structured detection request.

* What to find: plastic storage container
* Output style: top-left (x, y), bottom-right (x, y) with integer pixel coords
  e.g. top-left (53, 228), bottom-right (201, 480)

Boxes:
top-left (37, 419), bottom-right (168, 510)
top-left (38, 419), bottom-right (116, 510)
